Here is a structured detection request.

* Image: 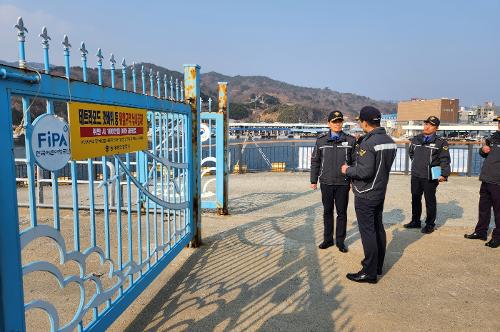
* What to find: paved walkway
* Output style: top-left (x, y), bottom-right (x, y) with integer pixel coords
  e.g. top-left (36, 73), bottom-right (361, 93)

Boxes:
top-left (110, 173), bottom-right (500, 332)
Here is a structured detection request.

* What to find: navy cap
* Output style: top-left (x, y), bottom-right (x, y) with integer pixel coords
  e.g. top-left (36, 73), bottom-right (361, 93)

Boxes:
top-left (356, 106), bottom-right (381, 122)
top-left (328, 111), bottom-right (344, 122)
top-left (424, 116), bottom-right (440, 126)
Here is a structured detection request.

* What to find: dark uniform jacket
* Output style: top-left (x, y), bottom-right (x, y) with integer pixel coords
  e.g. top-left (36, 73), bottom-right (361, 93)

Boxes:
top-left (479, 131), bottom-right (500, 185)
top-left (346, 127), bottom-right (397, 200)
top-left (409, 134), bottom-right (451, 180)
top-left (310, 131), bottom-right (356, 186)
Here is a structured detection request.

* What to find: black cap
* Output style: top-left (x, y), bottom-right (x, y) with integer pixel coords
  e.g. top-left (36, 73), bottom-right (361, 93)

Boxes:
top-left (328, 111), bottom-right (344, 122)
top-left (356, 106), bottom-right (381, 123)
top-left (424, 116), bottom-right (440, 126)
top-left (493, 115), bottom-right (500, 122)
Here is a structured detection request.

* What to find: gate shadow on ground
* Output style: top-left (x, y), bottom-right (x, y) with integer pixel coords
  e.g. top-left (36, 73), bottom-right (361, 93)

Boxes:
top-left (228, 191), bottom-right (314, 215)
top-left (125, 200), bottom-right (355, 331)
top-left (384, 200), bottom-right (464, 275)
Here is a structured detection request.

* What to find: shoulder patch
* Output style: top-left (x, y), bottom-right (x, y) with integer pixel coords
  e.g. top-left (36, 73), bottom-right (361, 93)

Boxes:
top-left (442, 145), bottom-right (449, 151)
top-left (359, 149), bottom-right (367, 157)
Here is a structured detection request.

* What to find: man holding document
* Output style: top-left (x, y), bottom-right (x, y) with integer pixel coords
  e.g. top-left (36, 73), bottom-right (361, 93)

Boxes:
top-left (404, 116), bottom-right (451, 234)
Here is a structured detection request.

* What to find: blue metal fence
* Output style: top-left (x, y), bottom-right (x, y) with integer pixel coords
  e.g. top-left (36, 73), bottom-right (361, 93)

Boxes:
top-left (229, 140), bottom-right (485, 176)
top-left (0, 18), bottom-right (201, 331)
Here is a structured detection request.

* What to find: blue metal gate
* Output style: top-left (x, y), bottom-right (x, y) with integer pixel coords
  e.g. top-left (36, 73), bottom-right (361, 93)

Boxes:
top-left (0, 18), bottom-right (201, 331)
top-left (200, 82), bottom-right (229, 214)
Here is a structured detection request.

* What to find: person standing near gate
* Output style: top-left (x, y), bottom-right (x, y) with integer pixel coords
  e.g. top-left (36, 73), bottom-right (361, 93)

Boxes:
top-left (464, 116), bottom-right (500, 248)
top-left (341, 106), bottom-right (396, 283)
top-left (404, 116), bottom-right (451, 234)
top-left (310, 111), bottom-right (356, 253)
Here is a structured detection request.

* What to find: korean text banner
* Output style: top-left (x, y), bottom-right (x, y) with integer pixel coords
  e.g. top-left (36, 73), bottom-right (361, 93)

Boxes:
top-left (68, 102), bottom-right (148, 160)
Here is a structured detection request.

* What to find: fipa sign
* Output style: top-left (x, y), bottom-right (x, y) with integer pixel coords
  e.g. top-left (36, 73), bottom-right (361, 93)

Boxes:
top-left (31, 114), bottom-right (71, 171)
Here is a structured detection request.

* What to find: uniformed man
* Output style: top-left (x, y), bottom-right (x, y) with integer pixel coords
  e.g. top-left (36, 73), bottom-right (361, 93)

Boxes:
top-left (464, 116), bottom-right (500, 248)
top-left (341, 106), bottom-right (397, 283)
top-left (404, 116), bottom-right (451, 234)
top-left (310, 111), bottom-right (356, 253)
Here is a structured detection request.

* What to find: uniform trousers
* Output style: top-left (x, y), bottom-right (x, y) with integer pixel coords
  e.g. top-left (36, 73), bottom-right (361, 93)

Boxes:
top-left (475, 182), bottom-right (500, 240)
top-left (411, 176), bottom-right (439, 226)
top-left (320, 184), bottom-right (349, 245)
top-left (354, 197), bottom-right (386, 277)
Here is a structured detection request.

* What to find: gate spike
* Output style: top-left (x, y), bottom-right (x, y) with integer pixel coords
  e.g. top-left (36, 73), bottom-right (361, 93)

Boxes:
top-left (131, 62), bottom-right (137, 92)
top-left (110, 53), bottom-right (116, 88)
top-left (39, 26), bottom-right (51, 47)
top-left (80, 42), bottom-right (89, 82)
top-left (80, 42), bottom-right (88, 58)
top-left (14, 17), bottom-right (28, 40)
top-left (15, 17), bottom-right (28, 68)
top-left (62, 35), bottom-right (71, 50)
top-left (96, 48), bottom-right (104, 63)
top-left (163, 74), bottom-right (168, 98)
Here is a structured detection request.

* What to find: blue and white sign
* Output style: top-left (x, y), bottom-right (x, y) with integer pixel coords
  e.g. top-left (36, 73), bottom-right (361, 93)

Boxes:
top-left (30, 114), bottom-right (71, 171)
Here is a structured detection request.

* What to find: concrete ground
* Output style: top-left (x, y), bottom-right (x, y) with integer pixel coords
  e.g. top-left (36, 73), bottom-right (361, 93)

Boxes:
top-left (105, 173), bottom-right (500, 332)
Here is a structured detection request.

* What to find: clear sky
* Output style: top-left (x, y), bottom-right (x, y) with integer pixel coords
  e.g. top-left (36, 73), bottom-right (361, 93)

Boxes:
top-left (0, 0), bottom-right (498, 106)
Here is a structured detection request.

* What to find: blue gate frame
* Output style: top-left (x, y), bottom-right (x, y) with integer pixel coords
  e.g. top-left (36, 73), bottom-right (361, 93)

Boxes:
top-left (200, 82), bottom-right (229, 214)
top-left (200, 112), bottom-right (224, 209)
top-left (0, 18), bottom-right (201, 331)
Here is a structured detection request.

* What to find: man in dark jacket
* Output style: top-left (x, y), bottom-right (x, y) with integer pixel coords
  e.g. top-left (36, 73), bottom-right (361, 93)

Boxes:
top-left (404, 116), bottom-right (451, 234)
top-left (311, 111), bottom-right (356, 252)
top-left (464, 116), bottom-right (500, 248)
top-left (341, 106), bottom-right (397, 283)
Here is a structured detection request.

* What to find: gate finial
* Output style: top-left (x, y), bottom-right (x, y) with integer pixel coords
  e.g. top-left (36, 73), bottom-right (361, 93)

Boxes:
top-left (80, 42), bottom-right (88, 58)
top-left (39, 27), bottom-right (51, 48)
top-left (15, 17), bottom-right (28, 68)
top-left (163, 74), bottom-right (168, 99)
top-left (96, 48), bottom-right (104, 64)
top-left (110, 53), bottom-right (116, 65)
top-left (62, 35), bottom-right (71, 50)
top-left (80, 42), bottom-right (89, 82)
top-left (14, 17), bottom-right (28, 41)
top-left (39, 27), bottom-right (51, 72)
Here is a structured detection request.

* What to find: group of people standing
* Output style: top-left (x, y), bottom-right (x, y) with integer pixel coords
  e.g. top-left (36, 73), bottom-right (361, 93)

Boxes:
top-left (310, 106), bottom-right (500, 284)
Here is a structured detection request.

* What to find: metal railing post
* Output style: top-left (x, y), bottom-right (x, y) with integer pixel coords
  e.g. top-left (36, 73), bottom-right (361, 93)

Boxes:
top-left (217, 82), bottom-right (229, 215)
top-left (237, 144), bottom-right (243, 173)
top-left (291, 142), bottom-right (296, 173)
top-left (404, 143), bottom-right (410, 175)
top-left (184, 64), bottom-right (201, 248)
top-left (467, 144), bottom-right (473, 177)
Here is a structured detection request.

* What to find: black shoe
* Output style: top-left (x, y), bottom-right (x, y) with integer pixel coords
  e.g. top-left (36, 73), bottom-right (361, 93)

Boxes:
top-left (318, 241), bottom-right (334, 249)
top-left (337, 243), bottom-right (348, 253)
top-left (464, 232), bottom-right (487, 241)
top-left (485, 239), bottom-right (500, 248)
top-left (346, 271), bottom-right (377, 284)
top-left (404, 221), bottom-right (421, 229)
top-left (421, 225), bottom-right (434, 234)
